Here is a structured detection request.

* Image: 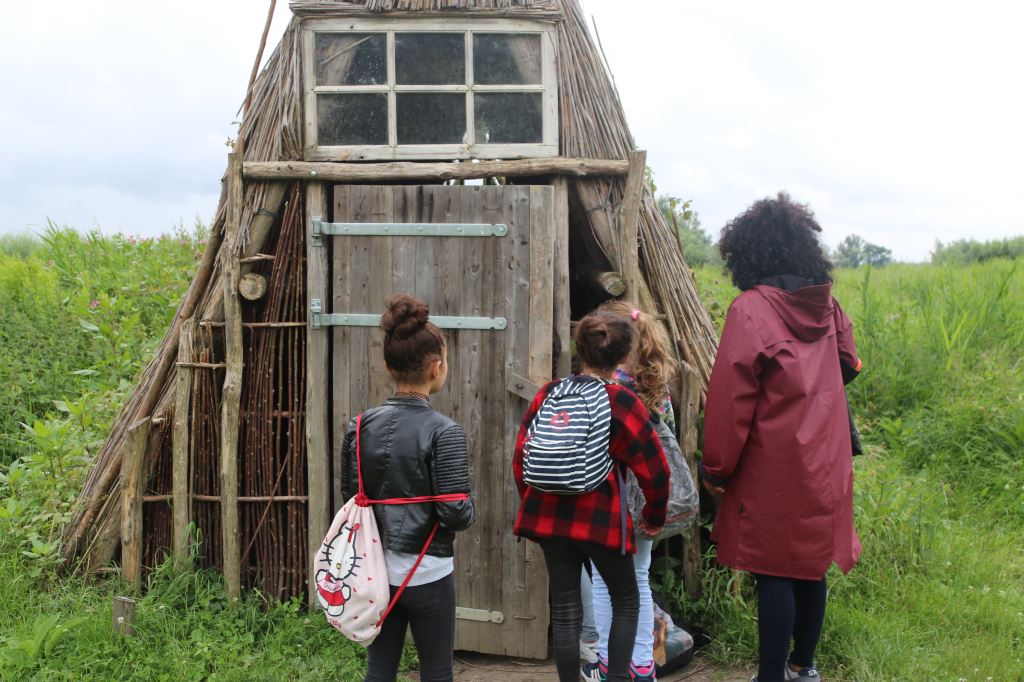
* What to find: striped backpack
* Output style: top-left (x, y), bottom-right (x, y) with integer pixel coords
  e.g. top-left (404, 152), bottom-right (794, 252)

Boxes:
top-left (522, 376), bottom-right (614, 494)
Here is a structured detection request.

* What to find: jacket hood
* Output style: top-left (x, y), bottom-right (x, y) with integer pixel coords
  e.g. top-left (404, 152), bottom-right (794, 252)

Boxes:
top-left (752, 276), bottom-right (834, 342)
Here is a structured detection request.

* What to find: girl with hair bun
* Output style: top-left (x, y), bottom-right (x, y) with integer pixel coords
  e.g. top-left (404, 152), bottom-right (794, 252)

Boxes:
top-left (512, 311), bottom-right (671, 682)
top-left (340, 293), bottom-right (475, 682)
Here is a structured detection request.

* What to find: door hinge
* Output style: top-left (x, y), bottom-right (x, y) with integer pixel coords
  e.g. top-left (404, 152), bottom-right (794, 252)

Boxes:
top-left (455, 607), bottom-right (505, 624)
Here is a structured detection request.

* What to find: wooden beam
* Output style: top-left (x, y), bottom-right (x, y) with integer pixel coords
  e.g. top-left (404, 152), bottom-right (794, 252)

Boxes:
top-left (243, 158), bottom-right (629, 183)
top-left (620, 150), bottom-right (647, 301)
top-left (120, 417), bottom-right (151, 591)
top-left (172, 319), bottom-right (195, 572)
top-left (678, 365), bottom-right (704, 601)
top-left (220, 150), bottom-right (244, 601)
top-left (112, 596), bottom-right (136, 637)
top-left (305, 182), bottom-right (331, 606)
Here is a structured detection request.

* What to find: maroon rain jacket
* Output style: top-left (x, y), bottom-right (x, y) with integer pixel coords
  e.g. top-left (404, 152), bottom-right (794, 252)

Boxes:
top-left (701, 281), bottom-right (861, 580)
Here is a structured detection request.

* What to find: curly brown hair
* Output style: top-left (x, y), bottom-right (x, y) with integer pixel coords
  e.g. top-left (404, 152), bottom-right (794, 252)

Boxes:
top-left (717, 191), bottom-right (834, 291)
top-left (598, 300), bottom-right (678, 414)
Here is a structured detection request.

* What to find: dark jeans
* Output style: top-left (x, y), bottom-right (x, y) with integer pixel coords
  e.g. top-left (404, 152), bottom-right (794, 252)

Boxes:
top-left (755, 573), bottom-right (827, 682)
top-left (539, 538), bottom-right (639, 682)
top-left (365, 574), bottom-right (456, 682)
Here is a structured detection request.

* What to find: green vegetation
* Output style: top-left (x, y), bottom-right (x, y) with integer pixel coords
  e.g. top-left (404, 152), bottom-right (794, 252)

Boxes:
top-left (658, 260), bottom-right (1024, 681)
top-left (1, 228), bottom-right (1022, 680)
top-left (657, 195), bottom-right (722, 267)
top-left (932, 235), bottom-right (1024, 265)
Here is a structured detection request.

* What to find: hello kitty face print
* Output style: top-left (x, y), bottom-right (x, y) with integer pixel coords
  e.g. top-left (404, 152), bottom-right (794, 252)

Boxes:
top-left (315, 521), bottom-right (362, 618)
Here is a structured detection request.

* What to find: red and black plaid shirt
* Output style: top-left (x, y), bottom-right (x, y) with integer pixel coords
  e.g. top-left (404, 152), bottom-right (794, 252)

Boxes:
top-left (512, 379), bottom-right (670, 554)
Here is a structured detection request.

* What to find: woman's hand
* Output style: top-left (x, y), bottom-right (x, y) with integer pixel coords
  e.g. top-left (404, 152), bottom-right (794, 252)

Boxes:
top-left (639, 521), bottom-right (662, 538)
top-left (702, 479), bottom-right (725, 496)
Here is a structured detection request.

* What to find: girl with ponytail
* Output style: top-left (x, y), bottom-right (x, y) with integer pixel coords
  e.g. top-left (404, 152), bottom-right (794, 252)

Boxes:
top-left (513, 311), bottom-right (671, 682)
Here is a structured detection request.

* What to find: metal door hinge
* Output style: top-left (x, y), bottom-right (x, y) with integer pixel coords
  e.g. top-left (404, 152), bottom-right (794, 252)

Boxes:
top-left (455, 607), bottom-right (505, 624)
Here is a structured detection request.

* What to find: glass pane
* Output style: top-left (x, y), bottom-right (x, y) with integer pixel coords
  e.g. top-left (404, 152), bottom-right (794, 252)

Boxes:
top-left (317, 94), bottom-right (388, 146)
top-left (473, 33), bottom-right (542, 85)
top-left (314, 33), bottom-right (386, 86)
top-left (396, 33), bottom-right (466, 85)
top-left (474, 93), bottom-right (542, 144)
top-left (396, 93), bottom-right (467, 145)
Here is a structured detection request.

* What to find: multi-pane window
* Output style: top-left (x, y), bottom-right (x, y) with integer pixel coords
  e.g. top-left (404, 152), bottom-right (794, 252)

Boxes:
top-left (303, 19), bottom-right (558, 160)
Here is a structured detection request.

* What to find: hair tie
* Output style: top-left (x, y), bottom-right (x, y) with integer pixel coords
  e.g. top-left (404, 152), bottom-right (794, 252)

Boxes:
top-left (631, 309), bottom-right (641, 321)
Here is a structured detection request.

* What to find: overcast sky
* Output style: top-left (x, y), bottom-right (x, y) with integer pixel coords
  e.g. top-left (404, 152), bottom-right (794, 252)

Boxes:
top-left (1, 1), bottom-right (1021, 261)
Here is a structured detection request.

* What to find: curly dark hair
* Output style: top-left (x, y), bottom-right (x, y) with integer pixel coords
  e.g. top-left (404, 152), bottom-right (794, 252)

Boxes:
top-left (717, 192), bottom-right (834, 291)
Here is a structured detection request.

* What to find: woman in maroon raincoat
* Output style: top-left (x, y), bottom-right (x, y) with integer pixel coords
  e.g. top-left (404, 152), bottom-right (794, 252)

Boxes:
top-left (700, 192), bottom-right (862, 682)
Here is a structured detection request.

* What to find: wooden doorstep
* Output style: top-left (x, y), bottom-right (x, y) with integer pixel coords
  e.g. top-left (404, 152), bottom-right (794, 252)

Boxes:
top-left (243, 157), bottom-right (629, 183)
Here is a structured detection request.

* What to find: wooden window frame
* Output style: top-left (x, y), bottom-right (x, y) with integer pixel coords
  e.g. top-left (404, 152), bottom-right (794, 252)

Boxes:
top-left (302, 17), bottom-right (559, 161)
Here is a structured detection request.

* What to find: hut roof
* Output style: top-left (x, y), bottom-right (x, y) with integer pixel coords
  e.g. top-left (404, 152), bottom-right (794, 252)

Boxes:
top-left (62, 0), bottom-right (718, 569)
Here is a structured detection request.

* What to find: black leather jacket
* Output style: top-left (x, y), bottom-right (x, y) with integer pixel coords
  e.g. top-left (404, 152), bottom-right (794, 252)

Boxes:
top-left (340, 397), bottom-right (475, 557)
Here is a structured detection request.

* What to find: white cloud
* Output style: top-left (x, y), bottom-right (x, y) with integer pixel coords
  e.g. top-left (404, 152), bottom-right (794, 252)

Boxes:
top-left (1, 1), bottom-right (1021, 262)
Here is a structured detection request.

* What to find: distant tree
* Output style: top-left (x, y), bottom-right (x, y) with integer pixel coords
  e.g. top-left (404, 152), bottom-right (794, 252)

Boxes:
top-left (658, 195), bottom-right (721, 267)
top-left (834, 234), bottom-right (893, 268)
top-left (932, 236), bottom-right (1024, 265)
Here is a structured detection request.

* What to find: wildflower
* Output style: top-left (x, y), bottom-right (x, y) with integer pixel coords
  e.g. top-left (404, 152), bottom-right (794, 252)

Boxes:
top-left (89, 299), bottom-right (100, 309)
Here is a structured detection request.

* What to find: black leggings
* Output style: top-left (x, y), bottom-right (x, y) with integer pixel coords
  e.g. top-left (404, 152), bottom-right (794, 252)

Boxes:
top-left (364, 574), bottom-right (456, 682)
top-left (755, 573), bottom-right (827, 682)
top-left (539, 538), bottom-right (639, 682)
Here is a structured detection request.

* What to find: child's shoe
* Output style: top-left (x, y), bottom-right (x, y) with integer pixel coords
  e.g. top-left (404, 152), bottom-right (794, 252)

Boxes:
top-left (580, 638), bottom-right (600, 664)
top-left (784, 662), bottom-right (820, 680)
top-left (629, 661), bottom-right (657, 681)
top-left (580, 658), bottom-right (607, 681)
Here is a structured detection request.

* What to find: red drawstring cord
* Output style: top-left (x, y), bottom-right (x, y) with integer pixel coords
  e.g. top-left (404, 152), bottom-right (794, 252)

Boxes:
top-left (354, 413), bottom-right (469, 628)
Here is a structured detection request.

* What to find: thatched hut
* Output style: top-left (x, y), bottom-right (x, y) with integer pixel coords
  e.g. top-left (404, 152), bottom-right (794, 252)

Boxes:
top-left (63, 0), bottom-right (717, 659)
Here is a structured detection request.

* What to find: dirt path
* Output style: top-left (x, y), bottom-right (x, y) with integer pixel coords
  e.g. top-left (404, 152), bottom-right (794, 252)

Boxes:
top-left (401, 652), bottom-right (752, 681)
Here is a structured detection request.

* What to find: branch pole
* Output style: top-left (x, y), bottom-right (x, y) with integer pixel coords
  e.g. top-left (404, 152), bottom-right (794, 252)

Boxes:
top-left (243, 0), bottom-right (279, 115)
top-left (220, 150), bottom-right (244, 601)
top-left (120, 417), bottom-right (151, 591)
top-left (620, 150), bottom-right (647, 301)
top-left (172, 319), bottom-right (195, 571)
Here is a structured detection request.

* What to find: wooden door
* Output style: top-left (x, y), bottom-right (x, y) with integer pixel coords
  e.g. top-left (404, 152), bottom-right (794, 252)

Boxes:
top-left (317, 184), bottom-right (553, 658)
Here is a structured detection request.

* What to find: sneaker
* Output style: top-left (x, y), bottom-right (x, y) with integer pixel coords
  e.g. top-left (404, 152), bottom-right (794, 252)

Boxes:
top-left (581, 659), bottom-right (607, 681)
top-left (784, 662), bottom-right (820, 680)
top-left (629, 661), bottom-right (656, 681)
top-left (580, 639), bottom-right (600, 664)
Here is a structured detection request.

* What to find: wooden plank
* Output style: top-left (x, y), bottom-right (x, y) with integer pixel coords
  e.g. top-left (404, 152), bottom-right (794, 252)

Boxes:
top-left (307, 181), bottom-right (331, 605)
top-left (244, 158), bottom-right (630, 182)
top-left (220, 150), bottom-right (244, 602)
top-left (172, 319), bottom-right (195, 571)
top-left (367, 185), bottom-right (395, 407)
top-left (331, 185), bottom-right (352, 513)
top-left (552, 178), bottom-right (571, 378)
top-left (620, 149), bottom-right (647, 301)
top-left (120, 417), bottom-right (151, 591)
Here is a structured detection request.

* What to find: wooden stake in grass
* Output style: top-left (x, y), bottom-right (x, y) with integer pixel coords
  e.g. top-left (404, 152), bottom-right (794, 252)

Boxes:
top-left (172, 319), bottom-right (195, 572)
top-left (112, 596), bottom-right (136, 637)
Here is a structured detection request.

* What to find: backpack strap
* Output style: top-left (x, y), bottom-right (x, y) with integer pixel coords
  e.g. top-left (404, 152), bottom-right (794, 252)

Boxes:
top-left (375, 520), bottom-right (441, 627)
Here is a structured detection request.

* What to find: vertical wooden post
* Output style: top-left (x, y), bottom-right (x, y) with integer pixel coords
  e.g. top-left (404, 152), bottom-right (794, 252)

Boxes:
top-left (552, 177), bottom-right (572, 378)
top-left (172, 319), bottom-right (195, 571)
top-left (120, 416), bottom-right (151, 591)
top-left (678, 366), bottom-right (704, 600)
top-left (619, 149), bottom-right (647, 301)
top-left (305, 182), bottom-right (330, 605)
top-left (220, 150), bottom-right (244, 601)
top-left (112, 596), bottom-right (136, 637)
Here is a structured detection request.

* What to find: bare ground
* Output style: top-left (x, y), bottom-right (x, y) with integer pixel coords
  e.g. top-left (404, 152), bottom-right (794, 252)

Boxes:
top-left (400, 652), bottom-right (752, 681)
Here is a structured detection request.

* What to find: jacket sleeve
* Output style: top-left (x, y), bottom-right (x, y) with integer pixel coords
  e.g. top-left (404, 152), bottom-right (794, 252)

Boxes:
top-left (339, 418), bottom-right (357, 502)
top-left (607, 386), bottom-right (670, 529)
top-left (834, 297), bottom-right (862, 384)
top-left (700, 301), bottom-right (763, 487)
top-left (512, 381), bottom-right (556, 497)
top-left (431, 424), bottom-right (475, 531)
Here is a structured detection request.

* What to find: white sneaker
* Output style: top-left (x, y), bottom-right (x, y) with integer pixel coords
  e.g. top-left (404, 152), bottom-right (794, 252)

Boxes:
top-left (579, 639), bottom-right (599, 664)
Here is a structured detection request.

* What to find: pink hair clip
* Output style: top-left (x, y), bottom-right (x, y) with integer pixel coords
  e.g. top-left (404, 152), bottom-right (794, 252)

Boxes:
top-left (631, 309), bottom-right (641, 321)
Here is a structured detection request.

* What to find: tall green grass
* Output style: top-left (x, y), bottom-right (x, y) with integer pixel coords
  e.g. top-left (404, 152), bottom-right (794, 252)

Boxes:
top-left (677, 260), bottom-right (1024, 681)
